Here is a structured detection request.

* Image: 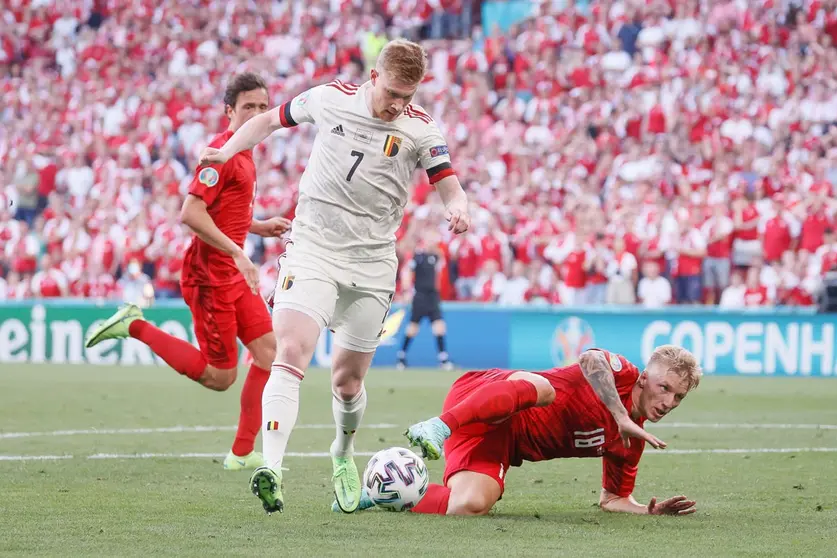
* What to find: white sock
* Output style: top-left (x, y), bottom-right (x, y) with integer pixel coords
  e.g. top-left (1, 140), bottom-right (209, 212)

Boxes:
top-left (262, 362), bottom-right (304, 472)
top-left (330, 385), bottom-right (367, 458)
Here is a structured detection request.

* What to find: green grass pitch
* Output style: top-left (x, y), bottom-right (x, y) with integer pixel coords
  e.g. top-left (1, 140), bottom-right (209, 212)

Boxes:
top-left (1, 364), bottom-right (836, 557)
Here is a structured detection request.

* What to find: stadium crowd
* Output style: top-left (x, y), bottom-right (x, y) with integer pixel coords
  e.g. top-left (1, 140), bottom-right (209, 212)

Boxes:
top-left (2, 0), bottom-right (837, 309)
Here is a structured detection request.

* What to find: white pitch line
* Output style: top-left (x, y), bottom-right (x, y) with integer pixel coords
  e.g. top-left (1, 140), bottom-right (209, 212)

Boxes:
top-left (651, 423), bottom-right (837, 430)
top-left (87, 452), bottom-right (379, 460)
top-left (4, 447), bottom-right (837, 462)
top-left (2, 422), bottom-right (836, 442)
top-left (647, 447), bottom-right (837, 455)
top-left (0, 423), bottom-right (398, 440)
top-left (0, 454), bottom-right (74, 461)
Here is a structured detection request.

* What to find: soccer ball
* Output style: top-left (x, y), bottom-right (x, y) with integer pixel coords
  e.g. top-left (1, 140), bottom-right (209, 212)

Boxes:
top-left (363, 447), bottom-right (429, 512)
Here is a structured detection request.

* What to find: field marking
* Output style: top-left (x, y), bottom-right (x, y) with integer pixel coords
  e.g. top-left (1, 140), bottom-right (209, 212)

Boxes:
top-left (651, 423), bottom-right (837, 430)
top-left (87, 452), bottom-right (379, 459)
top-left (5, 422), bottom-right (837, 441)
top-left (0, 455), bottom-right (74, 461)
top-left (647, 447), bottom-right (837, 455)
top-left (3, 422), bottom-right (837, 442)
top-left (4, 447), bottom-right (837, 462)
top-left (0, 423), bottom-right (398, 440)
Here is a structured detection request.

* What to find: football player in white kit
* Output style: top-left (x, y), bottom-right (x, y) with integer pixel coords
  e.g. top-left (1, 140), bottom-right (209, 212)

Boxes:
top-left (199, 39), bottom-right (470, 514)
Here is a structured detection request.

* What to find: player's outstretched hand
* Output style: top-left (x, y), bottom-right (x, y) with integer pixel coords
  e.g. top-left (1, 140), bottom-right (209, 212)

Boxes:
top-left (233, 252), bottom-right (260, 295)
top-left (647, 495), bottom-right (696, 516)
top-left (445, 206), bottom-right (470, 234)
top-left (257, 216), bottom-right (292, 237)
top-left (198, 147), bottom-right (230, 167)
top-left (616, 416), bottom-right (667, 449)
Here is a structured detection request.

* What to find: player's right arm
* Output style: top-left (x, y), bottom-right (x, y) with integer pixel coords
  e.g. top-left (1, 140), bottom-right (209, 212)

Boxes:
top-left (181, 196), bottom-right (244, 256)
top-left (577, 350), bottom-right (666, 449)
top-left (180, 165), bottom-right (260, 293)
top-left (199, 86), bottom-right (324, 166)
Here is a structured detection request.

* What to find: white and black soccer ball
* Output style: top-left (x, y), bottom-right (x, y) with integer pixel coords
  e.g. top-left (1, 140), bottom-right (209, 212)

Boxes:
top-left (363, 447), bottom-right (429, 512)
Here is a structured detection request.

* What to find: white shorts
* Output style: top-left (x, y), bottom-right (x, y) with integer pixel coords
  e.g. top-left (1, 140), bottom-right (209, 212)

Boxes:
top-left (273, 243), bottom-right (397, 353)
top-left (732, 239), bottom-right (761, 267)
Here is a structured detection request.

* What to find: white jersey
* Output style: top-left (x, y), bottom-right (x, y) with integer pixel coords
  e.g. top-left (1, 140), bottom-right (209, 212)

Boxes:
top-left (281, 79), bottom-right (454, 261)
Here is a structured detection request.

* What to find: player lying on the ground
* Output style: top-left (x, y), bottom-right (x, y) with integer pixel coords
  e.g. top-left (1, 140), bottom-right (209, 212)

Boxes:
top-left (341, 344), bottom-right (701, 516)
top-left (198, 39), bottom-right (471, 514)
top-left (84, 73), bottom-right (290, 472)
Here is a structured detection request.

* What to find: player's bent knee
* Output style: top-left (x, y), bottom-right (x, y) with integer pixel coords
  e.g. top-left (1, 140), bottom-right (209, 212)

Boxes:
top-left (273, 309), bottom-right (321, 368)
top-left (331, 348), bottom-right (373, 399)
top-left (248, 334), bottom-right (276, 370)
top-left (276, 337), bottom-right (312, 370)
top-left (447, 492), bottom-right (495, 516)
top-left (331, 365), bottom-right (366, 400)
top-left (446, 472), bottom-right (501, 516)
top-left (431, 320), bottom-right (446, 336)
top-left (200, 366), bottom-right (237, 391)
top-left (254, 348), bottom-right (276, 370)
top-left (508, 371), bottom-right (555, 406)
top-left (332, 379), bottom-right (363, 400)
top-left (406, 322), bottom-right (420, 336)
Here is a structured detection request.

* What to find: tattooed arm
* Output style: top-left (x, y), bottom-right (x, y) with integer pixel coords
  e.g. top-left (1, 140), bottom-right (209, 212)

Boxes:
top-left (578, 350), bottom-right (629, 421)
top-left (578, 350), bottom-right (667, 449)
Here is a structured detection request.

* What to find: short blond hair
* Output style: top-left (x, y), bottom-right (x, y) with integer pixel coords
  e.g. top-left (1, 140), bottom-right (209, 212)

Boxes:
top-left (376, 39), bottom-right (428, 85)
top-left (648, 344), bottom-right (702, 391)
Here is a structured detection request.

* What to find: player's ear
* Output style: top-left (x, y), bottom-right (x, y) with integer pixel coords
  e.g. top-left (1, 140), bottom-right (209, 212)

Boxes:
top-left (224, 104), bottom-right (234, 120)
top-left (371, 68), bottom-right (378, 83)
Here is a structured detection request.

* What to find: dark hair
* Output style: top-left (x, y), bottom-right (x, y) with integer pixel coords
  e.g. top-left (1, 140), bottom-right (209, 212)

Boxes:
top-left (223, 72), bottom-right (268, 109)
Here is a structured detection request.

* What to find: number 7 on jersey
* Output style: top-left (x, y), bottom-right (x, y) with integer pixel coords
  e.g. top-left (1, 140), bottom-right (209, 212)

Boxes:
top-left (346, 150), bottom-right (364, 181)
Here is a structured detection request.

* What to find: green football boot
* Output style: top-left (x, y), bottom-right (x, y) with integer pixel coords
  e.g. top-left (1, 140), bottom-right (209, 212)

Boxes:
top-left (223, 451), bottom-right (266, 471)
top-left (250, 466), bottom-right (284, 514)
top-left (85, 304), bottom-right (143, 348)
top-left (404, 417), bottom-right (451, 460)
top-left (332, 487), bottom-right (375, 513)
top-left (331, 454), bottom-right (362, 514)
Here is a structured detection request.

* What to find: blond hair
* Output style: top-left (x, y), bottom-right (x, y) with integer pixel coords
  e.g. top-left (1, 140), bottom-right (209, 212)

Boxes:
top-left (648, 344), bottom-right (702, 391)
top-left (376, 39), bottom-right (428, 85)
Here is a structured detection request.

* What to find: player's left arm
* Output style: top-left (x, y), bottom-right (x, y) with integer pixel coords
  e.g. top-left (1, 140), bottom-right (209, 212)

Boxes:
top-left (434, 175), bottom-right (470, 234)
top-left (250, 217), bottom-right (292, 238)
top-left (418, 123), bottom-right (470, 234)
top-left (599, 452), bottom-right (696, 516)
top-left (578, 350), bottom-right (666, 449)
top-left (600, 489), bottom-right (697, 516)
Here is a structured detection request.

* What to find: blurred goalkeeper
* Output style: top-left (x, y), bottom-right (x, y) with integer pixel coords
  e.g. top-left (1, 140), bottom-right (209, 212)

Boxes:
top-left (343, 345), bottom-right (701, 516)
top-left (397, 231), bottom-right (453, 370)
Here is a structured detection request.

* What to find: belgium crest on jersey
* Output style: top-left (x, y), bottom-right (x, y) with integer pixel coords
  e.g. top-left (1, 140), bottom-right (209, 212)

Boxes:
top-left (383, 134), bottom-right (402, 157)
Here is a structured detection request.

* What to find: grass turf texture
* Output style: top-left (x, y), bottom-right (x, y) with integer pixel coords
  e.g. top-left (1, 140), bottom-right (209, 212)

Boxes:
top-left (1, 364), bottom-right (836, 557)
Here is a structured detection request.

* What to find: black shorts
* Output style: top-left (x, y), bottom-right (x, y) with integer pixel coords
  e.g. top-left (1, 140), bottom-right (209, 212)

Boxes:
top-left (409, 292), bottom-right (443, 323)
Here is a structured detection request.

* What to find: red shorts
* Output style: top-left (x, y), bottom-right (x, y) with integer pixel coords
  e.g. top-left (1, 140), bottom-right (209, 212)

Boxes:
top-left (442, 369), bottom-right (516, 494)
top-left (181, 280), bottom-right (273, 369)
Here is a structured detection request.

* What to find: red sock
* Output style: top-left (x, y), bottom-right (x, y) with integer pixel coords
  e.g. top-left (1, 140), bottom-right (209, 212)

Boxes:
top-left (439, 379), bottom-right (539, 432)
top-left (410, 484), bottom-right (450, 515)
top-left (231, 364), bottom-right (271, 457)
top-left (129, 320), bottom-right (206, 381)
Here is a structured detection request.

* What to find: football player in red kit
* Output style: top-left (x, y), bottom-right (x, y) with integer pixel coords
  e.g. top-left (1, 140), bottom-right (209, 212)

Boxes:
top-left (345, 345), bottom-right (701, 516)
top-left (85, 72), bottom-right (290, 471)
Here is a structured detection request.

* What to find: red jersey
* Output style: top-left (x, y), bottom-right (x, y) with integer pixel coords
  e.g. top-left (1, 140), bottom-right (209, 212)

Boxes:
top-left (562, 250), bottom-right (587, 288)
top-left (509, 351), bottom-right (644, 497)
top-left (800, 210), bottom-right (831, 253)
top-left (762, 216), bottom-right (791, 262)
top-left (744, 286), bottom-right (769, 306)
top-left (182, 130), bottom-right (257, 287)
top-left (735, 205), bottom-right (760, 241)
